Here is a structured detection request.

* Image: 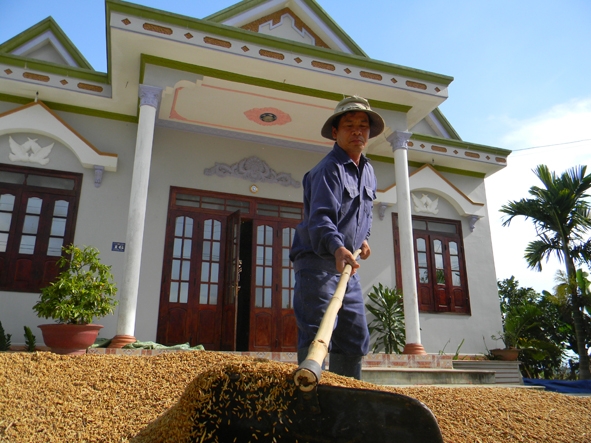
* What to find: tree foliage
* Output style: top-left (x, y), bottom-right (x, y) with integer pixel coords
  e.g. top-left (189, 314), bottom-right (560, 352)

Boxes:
top-left (497, 277), bottom-right (565, 379)
top-left (500, 164), bottom-right (591, 379)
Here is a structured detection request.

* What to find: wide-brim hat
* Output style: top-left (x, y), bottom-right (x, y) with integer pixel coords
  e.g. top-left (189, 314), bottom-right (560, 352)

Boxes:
top-left (321, 95), bottom-right (385, 140)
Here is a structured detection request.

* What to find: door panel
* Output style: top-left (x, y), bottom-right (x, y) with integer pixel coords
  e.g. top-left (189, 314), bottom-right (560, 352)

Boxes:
top-left (249, 221), bottom-right (298, 352)
top-left (414, 234), bottom-right (434, 311)
top-left (451, 287), bottom-right (467, 312)
top-left (197, 310), bottom-right (216, 345)
top-left (280, 314), bottom-right (297, 351)
top-left (157, 212), bottom-right (226, 349)
top-left (254, 312), bottom-right (273, 348)
top-left (279, 226), bottom-right (297, 351)
top-left (250, 223), bottom-right (276, 350)
top-left (165, 307), bottom-right (188, 345)
top-left (221, 210), bottom-right (241, 350)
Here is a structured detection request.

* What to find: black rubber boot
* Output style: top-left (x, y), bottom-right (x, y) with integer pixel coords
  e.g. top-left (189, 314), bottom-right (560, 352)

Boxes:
top-left (328, 353), bottom-right (363, 379)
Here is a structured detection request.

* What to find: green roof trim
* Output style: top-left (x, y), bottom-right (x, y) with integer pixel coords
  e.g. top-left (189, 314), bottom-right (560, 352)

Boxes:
top-left (0, 17), bottom-right (93, 70)
top-left (0, 53), bottom-right (108, 83)
top-left (0, 93), bottom-right (138, 123)
top-left (431, 108), bottom-right (461, 140)
top-left (140, 54), bottom-right (411, 113)
top-left (367, 154), bottom-right (487, 179)
top-left (411, 133), bottom-right (511, 157)
top-left (106, 0), bottom-right (453, 86)
top-left (204, 0), bottom-right (368, 57)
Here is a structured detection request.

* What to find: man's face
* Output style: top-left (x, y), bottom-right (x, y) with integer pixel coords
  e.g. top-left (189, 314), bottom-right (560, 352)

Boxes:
top-left (332, 111), bottom-right (371, 158)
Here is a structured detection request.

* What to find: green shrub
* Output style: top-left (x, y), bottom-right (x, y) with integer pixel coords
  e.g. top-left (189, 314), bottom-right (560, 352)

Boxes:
top-left (365, 283), bottom-right (405, 354)
top-left (0, 321), bottom-right (12, 351)
top-left (24, 326), bottom-right (36, 352)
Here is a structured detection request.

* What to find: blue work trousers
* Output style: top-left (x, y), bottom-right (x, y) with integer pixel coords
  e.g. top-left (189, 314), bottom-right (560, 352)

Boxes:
top-left (293, 268), bottom-right (370, 356)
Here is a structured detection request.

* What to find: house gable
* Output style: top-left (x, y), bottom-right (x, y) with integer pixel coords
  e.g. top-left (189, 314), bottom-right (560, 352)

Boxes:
top-left (0, 101), bottom-right (118, 172)
top-left (378, 164), bottom-right (485, 218)
top-left (0, 17), bottom-right (93, 69)
top-left (205, 0), bottom-right (367, 55)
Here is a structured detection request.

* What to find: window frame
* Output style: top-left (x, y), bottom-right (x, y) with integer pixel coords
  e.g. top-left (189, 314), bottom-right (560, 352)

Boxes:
top-left (0, 164), bottom-right (82, 293)
top-left (392, 213), bottom-right (470, 314)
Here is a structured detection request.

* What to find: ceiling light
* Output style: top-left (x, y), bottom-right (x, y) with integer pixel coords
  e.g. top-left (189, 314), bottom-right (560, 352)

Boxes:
top-left (259, 112), bottom-right (277, 123)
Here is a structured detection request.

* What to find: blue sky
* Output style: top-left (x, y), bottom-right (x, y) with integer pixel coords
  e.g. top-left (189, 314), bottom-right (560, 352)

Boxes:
top-left (2, 0), bottom-right (591, 293)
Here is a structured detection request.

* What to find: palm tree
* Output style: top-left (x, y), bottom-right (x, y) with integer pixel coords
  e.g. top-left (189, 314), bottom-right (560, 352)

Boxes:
top-left (500, 164), bottom-right (591, 379)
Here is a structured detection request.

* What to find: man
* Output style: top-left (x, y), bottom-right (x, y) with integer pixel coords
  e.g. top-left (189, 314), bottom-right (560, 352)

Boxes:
top-left (290, 95), bottom-right (384, 379)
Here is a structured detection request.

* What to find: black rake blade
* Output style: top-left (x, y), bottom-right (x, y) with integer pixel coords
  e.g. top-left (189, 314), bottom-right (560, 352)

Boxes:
top-left (191, 376), bottom-right (444, 443)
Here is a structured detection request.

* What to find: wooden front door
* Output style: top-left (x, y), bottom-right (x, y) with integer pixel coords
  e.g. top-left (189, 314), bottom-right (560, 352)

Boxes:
top-left (157, 211), bottom-right (227, 349)
top-left (249, 220), bottom-right (297, 352)
top-left (156, 187), bottom-right (302, 351)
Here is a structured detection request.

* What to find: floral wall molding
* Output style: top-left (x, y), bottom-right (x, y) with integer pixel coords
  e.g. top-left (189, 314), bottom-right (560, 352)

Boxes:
top-left (411, 192), bottom-right (439, 214)
top-left (8, 136), bottom-right (53, 165)
top-left (204, 156), bottom-right (300, 188)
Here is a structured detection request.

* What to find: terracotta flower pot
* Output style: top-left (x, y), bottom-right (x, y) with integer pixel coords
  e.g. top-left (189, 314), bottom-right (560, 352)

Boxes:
top-left (38, 324), bottom-right (103, 355)
top-left (490, 348), bottom-right (520, 361)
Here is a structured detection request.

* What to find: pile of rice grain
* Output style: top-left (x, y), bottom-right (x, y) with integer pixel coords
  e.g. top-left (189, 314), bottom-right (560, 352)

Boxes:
top-left (1, 351), bottom-right (590, 442)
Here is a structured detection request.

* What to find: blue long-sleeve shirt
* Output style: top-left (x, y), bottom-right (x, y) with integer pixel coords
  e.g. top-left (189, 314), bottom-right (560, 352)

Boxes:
top-left (290, 143), bottom-right (377, 273)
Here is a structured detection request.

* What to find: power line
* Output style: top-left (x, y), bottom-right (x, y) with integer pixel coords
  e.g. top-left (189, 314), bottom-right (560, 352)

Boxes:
top-left (512, 138), bottom-right (591, 152)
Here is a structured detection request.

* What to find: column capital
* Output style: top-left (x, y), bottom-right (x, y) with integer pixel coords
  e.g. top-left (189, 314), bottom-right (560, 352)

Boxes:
top-left (138, 84), bottom-right (162, 108)
top-left (387, 130), bottom-right (412, 151)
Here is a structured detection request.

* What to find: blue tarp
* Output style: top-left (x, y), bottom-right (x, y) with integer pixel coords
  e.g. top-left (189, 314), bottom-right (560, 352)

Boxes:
top-left (523, 378), bottom-right (591, 394)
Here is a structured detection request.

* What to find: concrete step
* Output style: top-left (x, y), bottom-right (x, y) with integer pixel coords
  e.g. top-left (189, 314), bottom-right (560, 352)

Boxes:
top-left (361, 367), bottom-right (496, 386)
top-left (452, 360), bottom-right (523, 384)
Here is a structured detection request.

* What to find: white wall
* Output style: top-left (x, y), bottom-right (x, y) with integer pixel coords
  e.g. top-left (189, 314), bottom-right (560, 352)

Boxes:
top-left (0, 105), bottom-right (137, 345)
top-left (0, 104), bottom-right (503, 354)
top-left (132, 126), bottom-right (326, 341)
top-left (368, 165), bottom-right (503, 355)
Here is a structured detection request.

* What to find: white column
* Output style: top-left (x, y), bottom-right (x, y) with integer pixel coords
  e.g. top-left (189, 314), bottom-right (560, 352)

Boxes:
top-left (110, 85), bottom-right (162, 347)
top-left (387, 131), bottom-right (426, 354)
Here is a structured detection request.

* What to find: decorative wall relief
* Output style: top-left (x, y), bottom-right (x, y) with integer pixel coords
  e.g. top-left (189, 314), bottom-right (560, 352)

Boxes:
top-left (411, 192), bottom-right (439, 214)
top-left (467, 215), bottom-right (482, 232)
top-left (204, 156), bottom-right (300, 188)
top-left (8, 136), bottom-right (53, 165)
top-left (375, 202), bottom-right (392, 220)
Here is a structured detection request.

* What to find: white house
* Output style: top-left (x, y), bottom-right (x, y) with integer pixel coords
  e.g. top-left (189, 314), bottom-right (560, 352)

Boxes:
top-left (0, 0), bottom-right (509, 354)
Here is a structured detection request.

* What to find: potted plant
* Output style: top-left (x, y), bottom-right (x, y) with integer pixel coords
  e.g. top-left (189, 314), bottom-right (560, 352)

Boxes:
top-left (33, 244), bottom-right (118, 355)
top-left (490, 304), bottom-right (541, 361)
top-left (489, 332), bottom-right (520, 361)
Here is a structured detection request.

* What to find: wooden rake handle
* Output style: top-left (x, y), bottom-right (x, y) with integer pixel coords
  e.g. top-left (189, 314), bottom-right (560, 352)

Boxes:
top-left (293, 249), bottom-right (362, 392)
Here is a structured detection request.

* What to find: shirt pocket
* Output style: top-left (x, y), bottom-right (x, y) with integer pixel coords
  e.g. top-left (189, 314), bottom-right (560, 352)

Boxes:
top-left (341, 184), bottom-right (359, 218)
top-left (363, 185), bottom-right (376, 216)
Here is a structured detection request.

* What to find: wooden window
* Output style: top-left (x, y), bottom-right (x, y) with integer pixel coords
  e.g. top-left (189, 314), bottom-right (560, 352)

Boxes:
top-left (0, 164), bottom-right (81, 292)
top-left (393, 214), bottom-right (470, 314)
top-left (254, 224), bottom-right (274, 308)
top-left (199, 219), bottom-right (221, 305)
top-left (169, 216), bottom-right (193, 304)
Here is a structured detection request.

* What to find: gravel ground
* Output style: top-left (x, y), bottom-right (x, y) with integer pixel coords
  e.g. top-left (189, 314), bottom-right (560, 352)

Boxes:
top-left (1, 351), bottom-right (590, 442)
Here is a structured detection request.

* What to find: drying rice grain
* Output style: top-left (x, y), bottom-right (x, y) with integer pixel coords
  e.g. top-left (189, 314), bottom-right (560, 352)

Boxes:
top-left (1, 352), bottom-right (590, 442)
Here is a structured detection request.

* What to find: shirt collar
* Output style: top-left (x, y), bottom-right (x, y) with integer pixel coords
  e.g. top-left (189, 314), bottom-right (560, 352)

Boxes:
top-left (333, 143), bottom-right (369, 167)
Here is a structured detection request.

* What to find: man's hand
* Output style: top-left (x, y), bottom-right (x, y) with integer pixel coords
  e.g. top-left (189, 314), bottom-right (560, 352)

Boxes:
top-left (335, 246), bottom-right (360, 274)
top-left (359, 240), bottom-right (371, 260)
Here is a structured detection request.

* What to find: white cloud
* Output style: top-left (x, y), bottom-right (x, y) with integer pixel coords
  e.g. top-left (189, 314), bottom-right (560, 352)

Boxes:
top-left (485, 96), bottom-right (591, 292)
